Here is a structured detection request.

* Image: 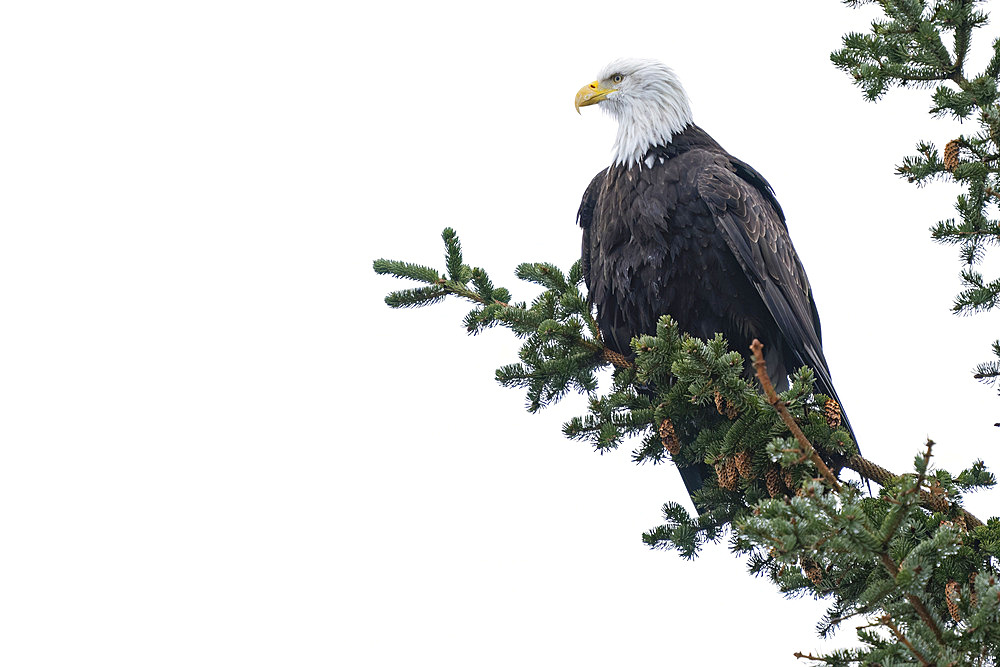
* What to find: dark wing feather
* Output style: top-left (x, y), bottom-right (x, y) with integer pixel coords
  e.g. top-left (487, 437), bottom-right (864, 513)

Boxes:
top-left (577, 168), bottom-right (607, 288)
top-left (695, 163), bottom-right (840, 405)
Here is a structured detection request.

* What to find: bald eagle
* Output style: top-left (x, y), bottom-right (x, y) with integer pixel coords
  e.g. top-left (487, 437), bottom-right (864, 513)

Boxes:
top-left (575, 58), bottom-right (852, 497)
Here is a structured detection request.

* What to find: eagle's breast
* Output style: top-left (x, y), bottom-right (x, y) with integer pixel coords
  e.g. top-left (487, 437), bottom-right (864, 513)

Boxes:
top-left (589, 146), bottom-right (770, 357)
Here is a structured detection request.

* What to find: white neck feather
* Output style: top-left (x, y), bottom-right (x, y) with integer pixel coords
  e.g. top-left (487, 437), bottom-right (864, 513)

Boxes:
top-left (597, 60), bottom-right (694, 168)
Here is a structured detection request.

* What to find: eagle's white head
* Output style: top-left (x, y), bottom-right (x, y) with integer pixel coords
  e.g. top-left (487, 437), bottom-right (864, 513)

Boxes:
top-left (575, 58), bottom-right (694, 168)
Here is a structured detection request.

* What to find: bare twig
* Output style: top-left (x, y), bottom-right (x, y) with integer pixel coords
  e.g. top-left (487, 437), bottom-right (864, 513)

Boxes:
top-left (878, 553), bottom-right (945, 644)
top-left (750, 340), bottom-right (841, 492)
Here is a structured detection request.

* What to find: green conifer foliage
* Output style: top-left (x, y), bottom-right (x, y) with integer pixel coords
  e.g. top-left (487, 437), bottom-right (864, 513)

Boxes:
top-left (833, 0), bottom-right (1000, 391)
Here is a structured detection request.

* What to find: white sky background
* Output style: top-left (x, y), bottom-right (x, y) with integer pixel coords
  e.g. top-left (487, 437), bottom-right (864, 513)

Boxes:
top-left (3, 1), bottom-right (1000, 665)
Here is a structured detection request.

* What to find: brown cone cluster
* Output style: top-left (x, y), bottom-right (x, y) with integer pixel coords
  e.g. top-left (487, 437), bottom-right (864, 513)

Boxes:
top-left (945, 580), bottom-right (961, 623)
top-left (713, 391), bottom-right (739, 419)
top-left (823, 399), bottom-right (842, 429)
top-left (726, 457), bottom-right (740, 486)
top-left (765, 466), bottom-right (785, 498)
top-left (801, 558), bottom-right (823, 586)
top-left (659, 418), bottom-right (680, 455)
top-left (734, 451), bottom-right (753, 478)
top-left (944, 139), bottom-right (961, 172)
top-left (715, 458), bottom-right (740, 491)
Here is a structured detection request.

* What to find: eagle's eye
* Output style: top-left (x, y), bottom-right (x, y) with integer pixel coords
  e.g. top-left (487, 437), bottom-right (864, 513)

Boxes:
top-left (612, 74), bottom-right (624, 84)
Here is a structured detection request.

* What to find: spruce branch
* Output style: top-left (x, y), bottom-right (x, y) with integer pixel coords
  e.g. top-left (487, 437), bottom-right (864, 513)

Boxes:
top-left (973, 340), bottom-right (1000, 389)
top-left (881, 613), bottom-right (934, 666)
top-left (871, 442), bottom-right (947, 644)
top-left (844, 451), bottom-right (985, 529)
top-left (835, 0), bottom-right (1000, 393)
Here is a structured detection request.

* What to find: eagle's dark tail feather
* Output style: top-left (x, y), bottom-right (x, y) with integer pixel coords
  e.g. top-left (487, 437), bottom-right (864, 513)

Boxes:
top-left (635, 382), bottom-right (713, 511)
top-left (678, 463), bottom-right (710, 507)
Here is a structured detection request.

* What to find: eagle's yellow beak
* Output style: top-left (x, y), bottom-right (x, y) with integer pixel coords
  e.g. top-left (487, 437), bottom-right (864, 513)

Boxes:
top-left (575, 81), bottom-right (615, 114)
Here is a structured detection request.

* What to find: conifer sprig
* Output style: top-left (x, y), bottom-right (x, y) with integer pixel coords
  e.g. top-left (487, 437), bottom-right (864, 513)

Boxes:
top-left (375, 229), bottom-right (606, 412)
top-left (834, 0), bottom-right (1000, 394)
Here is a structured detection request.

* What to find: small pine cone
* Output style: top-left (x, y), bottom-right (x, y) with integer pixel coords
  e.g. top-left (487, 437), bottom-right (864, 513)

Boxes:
top-left (783, 469), bottom-right (796, 490)
top-left (823, 399), bottom-right (842, 429)
top-left (944, 139), bottom-right (961, 172)
top-left (765, 466), bottom-right (784, 498)
top-left (945, 580), bottom-right (961, 623)
top-left (659, 418), bottom-right (680, 456)
top-left (714, 391), bottom-right (739, 419)
top-left (970, 571), bottom-right (978, 607)
top-left (801, 558), bottom-right (823, 586)
top-left (735, 451), bottom-right (753, 478)
top-left (714, 391), bottom-right (725, 415)
top-left (716, 458), bottom-right (739, 491)
top-left (726, 457), bottom-right (740, 486)
top-left (955, 514), bottom-right (968, 532)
